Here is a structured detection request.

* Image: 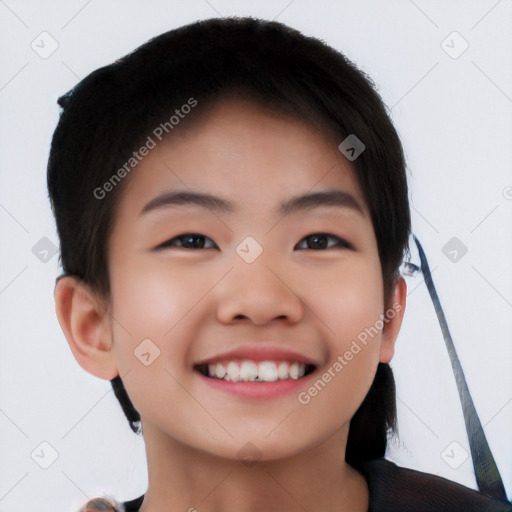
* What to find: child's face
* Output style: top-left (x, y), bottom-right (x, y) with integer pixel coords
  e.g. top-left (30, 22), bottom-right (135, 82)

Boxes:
top-left (104, 97), bottom-right (402, 460)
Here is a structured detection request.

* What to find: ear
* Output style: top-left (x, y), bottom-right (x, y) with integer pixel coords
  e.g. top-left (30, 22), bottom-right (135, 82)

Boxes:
top-left (53, 276), bottom-right (119, 380)
top-left (379, 275), bottom-right (407, 364)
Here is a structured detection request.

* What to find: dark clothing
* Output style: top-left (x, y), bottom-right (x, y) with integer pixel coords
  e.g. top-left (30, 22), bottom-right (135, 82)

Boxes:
top-left (82, 457), bottom-right (512, 511)
top-left (353, 457), bottom-right (512, 511)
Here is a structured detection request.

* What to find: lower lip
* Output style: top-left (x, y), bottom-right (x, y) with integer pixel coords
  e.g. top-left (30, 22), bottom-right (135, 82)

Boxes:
top-left (196, 370), bottom-right (316, 400)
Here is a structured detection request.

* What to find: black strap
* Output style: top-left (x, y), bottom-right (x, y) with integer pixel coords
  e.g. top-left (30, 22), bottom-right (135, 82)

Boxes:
top-left (413, 235), bottom-right (508, 500)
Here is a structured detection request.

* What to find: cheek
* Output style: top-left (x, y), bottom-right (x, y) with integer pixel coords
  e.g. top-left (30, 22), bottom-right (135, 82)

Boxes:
top-left (313, 258), bottom-right (384, 347)
top-left (107, 255), bottom-right (230, 378)
top-left (312, 258), bottom-right (383, 396)
top-left (107, 260), bottom-right (205, 382)
top-left (297, 269), bottom-right (383, 428)
top-left (109, 257), bottom-right (217, 336)
top-left (107, 263), bottom-right (202, 424)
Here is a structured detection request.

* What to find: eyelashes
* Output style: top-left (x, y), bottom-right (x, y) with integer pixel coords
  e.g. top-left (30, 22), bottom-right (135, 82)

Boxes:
top-left (155, 233), bottom-right (354, 251)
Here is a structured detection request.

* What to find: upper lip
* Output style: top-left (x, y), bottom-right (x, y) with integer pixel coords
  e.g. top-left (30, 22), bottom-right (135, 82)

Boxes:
top-left (194, 344), bottom-right (320, 367)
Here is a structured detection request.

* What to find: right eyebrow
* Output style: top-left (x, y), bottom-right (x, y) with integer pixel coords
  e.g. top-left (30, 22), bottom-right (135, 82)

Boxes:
top-left (140, 190), bottom-right (234, 217)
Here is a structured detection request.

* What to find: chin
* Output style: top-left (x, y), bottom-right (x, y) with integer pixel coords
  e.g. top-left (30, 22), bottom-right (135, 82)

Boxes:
top-left (211, 435), bottom-right (311, 464)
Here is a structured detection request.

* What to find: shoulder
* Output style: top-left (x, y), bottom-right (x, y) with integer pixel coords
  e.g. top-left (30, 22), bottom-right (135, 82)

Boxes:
top-left (353, 457), bottom-right (512, 512)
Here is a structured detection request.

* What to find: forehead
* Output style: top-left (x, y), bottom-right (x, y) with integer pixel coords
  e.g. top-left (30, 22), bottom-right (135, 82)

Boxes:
top-left (115, 97), bottom-right (367, 223)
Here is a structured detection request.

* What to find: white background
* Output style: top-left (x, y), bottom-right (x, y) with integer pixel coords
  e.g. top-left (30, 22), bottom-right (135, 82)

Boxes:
top-left (1, 1), bottom-right (511, 510)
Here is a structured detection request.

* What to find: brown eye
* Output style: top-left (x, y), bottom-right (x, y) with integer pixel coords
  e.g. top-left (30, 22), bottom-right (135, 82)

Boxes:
top-left (156, 233), bottom-right (217, 250)
top-left (295, 233), bottom-right (353, 250)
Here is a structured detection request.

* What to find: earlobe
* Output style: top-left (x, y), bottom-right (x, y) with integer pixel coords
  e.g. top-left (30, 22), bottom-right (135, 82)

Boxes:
top-left (379, 275), bottom-right (407, 364)
top-left (53, 276), bottom-right (119, 380)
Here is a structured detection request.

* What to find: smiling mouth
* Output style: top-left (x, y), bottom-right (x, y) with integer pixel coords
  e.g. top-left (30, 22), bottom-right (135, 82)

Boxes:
top-left (194, 360), bottom-right (316, 382)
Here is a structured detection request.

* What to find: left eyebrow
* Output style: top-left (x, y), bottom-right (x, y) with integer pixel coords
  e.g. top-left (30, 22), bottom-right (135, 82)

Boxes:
top-left (139, 189), bottom-right (366, 218)
top-left (279, 190), bottom-right (365, 217)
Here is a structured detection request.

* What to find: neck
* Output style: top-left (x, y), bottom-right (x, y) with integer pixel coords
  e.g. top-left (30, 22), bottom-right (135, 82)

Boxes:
top-left (138, 421), bottom-right (369, 512)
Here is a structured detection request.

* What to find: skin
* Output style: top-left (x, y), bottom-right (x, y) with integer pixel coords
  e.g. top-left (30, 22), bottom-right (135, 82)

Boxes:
top-left (54, 97), bottom-right (406, 512)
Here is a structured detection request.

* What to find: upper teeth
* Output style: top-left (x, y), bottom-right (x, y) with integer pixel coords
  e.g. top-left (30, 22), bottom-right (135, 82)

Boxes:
top-left (207, 360), bottom-right (307, 382)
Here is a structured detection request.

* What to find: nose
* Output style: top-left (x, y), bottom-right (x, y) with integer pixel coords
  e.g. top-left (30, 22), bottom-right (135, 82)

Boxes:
top-left (215, 260), bottom-right (304, 326)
